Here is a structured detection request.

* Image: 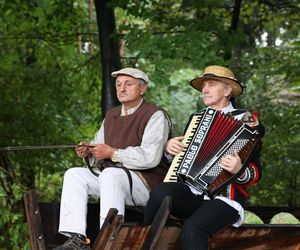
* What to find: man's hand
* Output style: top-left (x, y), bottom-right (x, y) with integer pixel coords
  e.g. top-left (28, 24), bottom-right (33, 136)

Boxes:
top-left (90, 144), bottom-right (116, 160)
top-left (165, 136), bottom-right (185, 155)
top-left (76, 142), bottom-right (92, 158)
top-left (219, 149), bottom-right (243, 174)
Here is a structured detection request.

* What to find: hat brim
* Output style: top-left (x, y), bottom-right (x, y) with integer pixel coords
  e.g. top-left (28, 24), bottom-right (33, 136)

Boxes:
top-left (190, 75), bottom-right (243, 97)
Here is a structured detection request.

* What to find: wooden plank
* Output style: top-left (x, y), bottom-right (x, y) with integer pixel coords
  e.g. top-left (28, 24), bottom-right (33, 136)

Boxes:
top-left (209, 225), bottom-right (300, 250)
top-left (110, 224), bottom-right (150, 250)
top-left (102, 214), bottom-right (124, 250)
top-left (141, 196), bottom-right (172, 250)
top-left (92, 208), bottom-right (119, 249)
top-left (155, 226), bottom-right (181, 250)
top-left (154, 224), bottom-right (300, 250)
top-left (88, 223), bottom-right (300, 250)
top-left (23, 190), bottom-right (46, 250)
top-left (146, 224), bottom-right (300, 250)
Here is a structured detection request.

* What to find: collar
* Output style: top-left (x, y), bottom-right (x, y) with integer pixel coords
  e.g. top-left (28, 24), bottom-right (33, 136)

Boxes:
top-left (220, 102), bottom-right (247, 121)
top-left (121, 98), bottom-right (144, 116)
top-left (210, 102), bottom-right (235, 114)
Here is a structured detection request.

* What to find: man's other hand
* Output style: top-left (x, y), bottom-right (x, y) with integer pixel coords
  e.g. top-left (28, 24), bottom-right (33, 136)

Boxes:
top-left (90, 144), bottom-right (116, 160)
top-left (219, 150), bottom-right (243, 174)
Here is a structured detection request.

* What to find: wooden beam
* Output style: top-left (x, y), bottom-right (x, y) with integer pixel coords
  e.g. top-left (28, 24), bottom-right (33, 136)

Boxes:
top-left (141, 196), bottom-right (172, 250)
top-left (23, 190), bottom-right (46, 250)
top-left (92, 208), bottom-right (119, 249)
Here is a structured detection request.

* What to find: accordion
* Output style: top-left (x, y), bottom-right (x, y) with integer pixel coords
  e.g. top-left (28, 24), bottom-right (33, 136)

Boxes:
top-left (164, 108), bottom-right (260, 198)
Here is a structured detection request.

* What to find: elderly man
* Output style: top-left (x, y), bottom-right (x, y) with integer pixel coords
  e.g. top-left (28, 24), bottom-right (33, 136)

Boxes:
top-left (144, 65), bottom-right (264, 250)
top-left (55, 68), bottom-right (170, 250)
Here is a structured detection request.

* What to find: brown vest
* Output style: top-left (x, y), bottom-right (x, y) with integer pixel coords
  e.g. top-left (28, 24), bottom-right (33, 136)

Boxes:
top-left (104, 100), bottom-right (169, 190)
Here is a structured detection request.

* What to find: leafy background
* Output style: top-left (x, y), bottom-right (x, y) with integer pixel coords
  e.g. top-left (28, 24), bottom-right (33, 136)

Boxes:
top-left (0, 0), bottom-right (299, 248)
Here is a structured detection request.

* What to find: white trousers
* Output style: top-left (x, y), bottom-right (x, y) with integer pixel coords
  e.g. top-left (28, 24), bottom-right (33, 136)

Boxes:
top-left (58, 167), bottom-right (149, 237)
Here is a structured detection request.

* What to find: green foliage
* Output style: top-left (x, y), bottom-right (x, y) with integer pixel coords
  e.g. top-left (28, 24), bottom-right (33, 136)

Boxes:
top-left (249, 103), bottom-right (300, 206)
top-left (237, 36), bottom-right (300, 207)
top-left (0, 0), bottom-right (299, 246)
top-left (0, 183), bottom-right (30, 249)
top-left (0, 0), bottom-right (101, 247)
top-left (243, 210), bottom-right (264, 224)
top-left (270, 212), bottom-right (300, 224)
top-left (146, 68), bottom-right (204, 135)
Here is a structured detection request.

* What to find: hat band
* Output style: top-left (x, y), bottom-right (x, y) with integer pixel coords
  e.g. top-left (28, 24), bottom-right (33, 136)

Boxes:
top-left (203, 73), bottom-right (242, 84)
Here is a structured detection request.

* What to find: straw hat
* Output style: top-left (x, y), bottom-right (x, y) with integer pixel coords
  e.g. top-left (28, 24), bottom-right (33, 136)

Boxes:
top-left (190, 65), bottom-right (243, 97)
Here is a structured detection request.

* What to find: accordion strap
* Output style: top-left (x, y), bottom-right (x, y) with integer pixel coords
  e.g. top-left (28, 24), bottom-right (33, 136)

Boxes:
top-left (84, 157), bottom-right (144, 212)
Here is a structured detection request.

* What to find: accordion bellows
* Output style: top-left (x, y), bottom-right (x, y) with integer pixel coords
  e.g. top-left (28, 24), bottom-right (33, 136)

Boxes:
top-left (164, 108), bottom-right (260, 198)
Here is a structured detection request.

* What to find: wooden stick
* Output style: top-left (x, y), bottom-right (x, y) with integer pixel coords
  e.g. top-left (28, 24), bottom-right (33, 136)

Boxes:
top-left (0, 144), bottom-right (95, 152)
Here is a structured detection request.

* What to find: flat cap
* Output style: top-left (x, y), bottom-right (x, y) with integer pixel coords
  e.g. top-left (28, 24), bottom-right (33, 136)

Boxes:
top-left (111, 68), bottom-right (149, 84)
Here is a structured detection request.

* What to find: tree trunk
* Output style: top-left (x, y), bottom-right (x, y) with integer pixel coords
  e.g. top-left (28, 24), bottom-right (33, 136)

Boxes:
top-left (94, 0), bottom-right (121, 118)
top-left (224, 0), bottom-right (242, 61)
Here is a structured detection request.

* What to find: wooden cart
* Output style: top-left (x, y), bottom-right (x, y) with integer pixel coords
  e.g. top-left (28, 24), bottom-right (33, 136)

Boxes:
top-left (24, 190), bottom-right (300, 250)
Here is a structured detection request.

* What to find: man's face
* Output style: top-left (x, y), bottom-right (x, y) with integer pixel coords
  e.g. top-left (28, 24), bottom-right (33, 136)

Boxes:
top-left (115, 75), bottom-right (147, 108)
top-left (201, 79), bottom-right (232, 108)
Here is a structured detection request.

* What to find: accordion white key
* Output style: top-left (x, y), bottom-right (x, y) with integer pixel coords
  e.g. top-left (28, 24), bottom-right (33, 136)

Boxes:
top-left (164, 108), bottom-right (260, 198)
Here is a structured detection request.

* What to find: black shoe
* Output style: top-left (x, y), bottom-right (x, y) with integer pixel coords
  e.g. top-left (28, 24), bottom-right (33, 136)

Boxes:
top-left (53, 236), bottom-right (91, 250)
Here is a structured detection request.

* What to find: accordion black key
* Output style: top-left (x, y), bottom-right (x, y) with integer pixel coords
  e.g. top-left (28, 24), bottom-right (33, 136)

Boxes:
top-left (164, 108), bottom-right (260, 198)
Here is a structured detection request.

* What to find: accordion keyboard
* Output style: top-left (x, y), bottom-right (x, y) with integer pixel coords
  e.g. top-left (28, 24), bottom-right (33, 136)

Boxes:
top-left (164, 112), bottom-right (203, 182)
